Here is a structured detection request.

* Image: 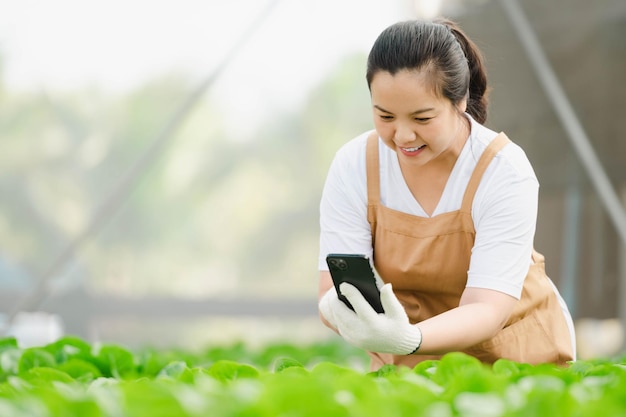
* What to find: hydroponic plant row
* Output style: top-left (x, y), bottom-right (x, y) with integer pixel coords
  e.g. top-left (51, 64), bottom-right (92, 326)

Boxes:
top-left (0, 335), bottom-right (625, 416)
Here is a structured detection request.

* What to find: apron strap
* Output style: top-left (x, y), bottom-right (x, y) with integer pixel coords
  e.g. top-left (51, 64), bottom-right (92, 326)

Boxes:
top-left (366, 130), bottom-right (381, 206)
top-left (460, 133), bottom-right (511, 213)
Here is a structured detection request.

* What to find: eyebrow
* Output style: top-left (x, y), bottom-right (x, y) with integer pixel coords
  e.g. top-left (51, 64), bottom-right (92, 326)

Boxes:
top-left (373, 105), bottom-right (435, 115)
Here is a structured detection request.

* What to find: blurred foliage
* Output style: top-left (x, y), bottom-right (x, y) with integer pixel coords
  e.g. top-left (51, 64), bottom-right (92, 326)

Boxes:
top-left (2, 335), bottom-right (626, 417)
top-left (0, 52), bottom-right (372, 300)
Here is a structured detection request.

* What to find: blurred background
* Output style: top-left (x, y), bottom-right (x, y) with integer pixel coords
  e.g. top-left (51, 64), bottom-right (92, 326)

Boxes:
top-left (0, 0), bottom-right (624, 359)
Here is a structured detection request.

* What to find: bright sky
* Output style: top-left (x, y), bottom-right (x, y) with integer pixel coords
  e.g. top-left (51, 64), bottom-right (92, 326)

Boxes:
top-left (0, 0), bottom-right (421, 136)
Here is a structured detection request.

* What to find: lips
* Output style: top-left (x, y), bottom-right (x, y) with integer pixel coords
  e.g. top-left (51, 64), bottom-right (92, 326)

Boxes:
top-left (399, 144), bottom-right (426, 156)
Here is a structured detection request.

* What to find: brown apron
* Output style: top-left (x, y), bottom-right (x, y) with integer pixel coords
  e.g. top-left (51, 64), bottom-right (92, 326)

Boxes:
top-left (365, 131), bottom-right (574, 369)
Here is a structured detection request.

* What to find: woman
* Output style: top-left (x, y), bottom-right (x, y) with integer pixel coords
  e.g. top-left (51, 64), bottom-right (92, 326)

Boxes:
top-left (317, 18), bottom-right (576, 369)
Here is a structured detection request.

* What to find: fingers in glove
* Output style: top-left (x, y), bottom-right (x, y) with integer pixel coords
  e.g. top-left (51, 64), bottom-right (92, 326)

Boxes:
top-left (339, 282), bottom-right (378, 320)
top-left (373, 268), bottom-right (385, 290)
top-left (379, 283), bottom-right (407, 320)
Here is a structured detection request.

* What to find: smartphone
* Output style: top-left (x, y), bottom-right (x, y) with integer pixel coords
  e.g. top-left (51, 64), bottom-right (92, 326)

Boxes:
top-left (326, 254), bottom-right (384, 314)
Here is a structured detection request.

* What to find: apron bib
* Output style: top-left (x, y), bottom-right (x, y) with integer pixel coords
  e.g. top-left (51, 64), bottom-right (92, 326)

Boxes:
top-left (364, 131), bottom-right (574, 369)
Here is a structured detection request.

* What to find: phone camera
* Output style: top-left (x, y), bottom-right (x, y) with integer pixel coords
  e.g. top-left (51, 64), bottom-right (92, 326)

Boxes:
top-left (329, 258), bottom-right (348, 271)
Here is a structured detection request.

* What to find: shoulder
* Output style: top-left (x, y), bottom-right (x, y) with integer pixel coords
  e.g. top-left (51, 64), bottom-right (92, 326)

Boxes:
top-left (333, 130), bottom-right (373, 161)
top-left (328, 130), bottom-right (375, 180)
top-left (466, 118), bottom-right (539, 219)
top-left (322, 130), bottom-right (374, 198)
top-left (469, 118), bottom-right (537, 184)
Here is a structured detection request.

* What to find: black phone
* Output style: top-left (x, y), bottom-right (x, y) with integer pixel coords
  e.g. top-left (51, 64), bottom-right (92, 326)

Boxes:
top-left (326, 254), bottom-right (384, 314)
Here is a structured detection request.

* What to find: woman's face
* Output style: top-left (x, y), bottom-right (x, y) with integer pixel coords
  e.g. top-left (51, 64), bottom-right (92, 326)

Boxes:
top-left (370, 69), bottom-right (469, 168)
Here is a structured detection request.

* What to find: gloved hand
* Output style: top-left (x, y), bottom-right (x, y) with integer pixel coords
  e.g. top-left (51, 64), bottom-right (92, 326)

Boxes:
top-left (318, 285), bottom-right (341, 330)
top-left (334, 282), bottom-right (422, 355)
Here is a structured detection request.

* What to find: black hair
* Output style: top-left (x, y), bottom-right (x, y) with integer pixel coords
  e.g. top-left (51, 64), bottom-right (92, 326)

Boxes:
top-left (366, 19), bottom-right (488, 123)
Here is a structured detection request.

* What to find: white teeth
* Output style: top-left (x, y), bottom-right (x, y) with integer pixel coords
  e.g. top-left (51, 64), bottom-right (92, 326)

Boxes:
top-left (403, 145), bottom-right (425, 151)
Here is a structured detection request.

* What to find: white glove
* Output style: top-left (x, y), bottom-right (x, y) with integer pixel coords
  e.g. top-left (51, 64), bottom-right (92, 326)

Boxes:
top-left (334, 282), bottom-right (422, 355)
top-left (318, 286), bottom-right (342, 330)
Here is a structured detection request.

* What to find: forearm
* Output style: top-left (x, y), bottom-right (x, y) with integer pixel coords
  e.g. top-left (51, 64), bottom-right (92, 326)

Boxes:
top-left (414, 288), bottom-right (517, 355)
top-left (412, 304), bottom-right (503, 354)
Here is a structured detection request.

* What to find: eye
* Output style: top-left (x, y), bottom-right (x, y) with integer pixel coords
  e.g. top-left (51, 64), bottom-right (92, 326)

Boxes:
top-left (415, 117), bottom-right (432, 123)
top-left (378, 114), bottom-right (394, 121)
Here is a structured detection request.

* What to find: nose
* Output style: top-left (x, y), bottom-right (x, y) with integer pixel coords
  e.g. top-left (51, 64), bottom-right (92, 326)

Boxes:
top-left (394, 124), bottom-right (417, 146)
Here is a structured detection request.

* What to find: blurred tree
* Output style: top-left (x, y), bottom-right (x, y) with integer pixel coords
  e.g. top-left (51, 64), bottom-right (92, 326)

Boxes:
top-left (0, 51), bottom-right (384, 304)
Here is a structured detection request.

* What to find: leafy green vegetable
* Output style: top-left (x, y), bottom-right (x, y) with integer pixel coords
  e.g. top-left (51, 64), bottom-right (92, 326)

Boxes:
top-left (157, 361), bottom-right (195, 384)
top-left (272, 356), bottom-right (304, 373)
top-left (94, 344), bottom-right (136, 379)
top-left (205, 360), bottom-right (259, 382)
top-left (44, 335), bottom-right (93, 363)
top-left (0, 337), bottom-right (18, 354)
top-left (57, 358), bottom-right (102, 381)
top-left (0, 336), bottom-right (624, 416)
top-left (0, 348), bottom-right (21, 382)
top-left (19, 367), bottom-right (74, 384)
top-left (17, 348), bottom-right (56, 374)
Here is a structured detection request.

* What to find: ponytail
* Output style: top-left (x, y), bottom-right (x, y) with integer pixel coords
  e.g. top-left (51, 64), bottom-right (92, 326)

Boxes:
top-left (436, 18), bottom-right (489, 123)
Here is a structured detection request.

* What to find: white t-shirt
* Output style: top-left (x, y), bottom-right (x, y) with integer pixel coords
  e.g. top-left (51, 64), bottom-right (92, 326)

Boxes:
top-left (318, 115), bottom-right (539, 300)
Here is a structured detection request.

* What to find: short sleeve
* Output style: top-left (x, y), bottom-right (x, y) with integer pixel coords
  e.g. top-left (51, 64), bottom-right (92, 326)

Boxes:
top-left (318, 134), bottom-right (373, 270)
top-left (466, 145), bottom-right (539, 299)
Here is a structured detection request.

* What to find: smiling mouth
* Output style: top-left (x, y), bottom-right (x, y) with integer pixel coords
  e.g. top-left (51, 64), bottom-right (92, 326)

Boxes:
top-left (401, 144), bottom-right (426, 152)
